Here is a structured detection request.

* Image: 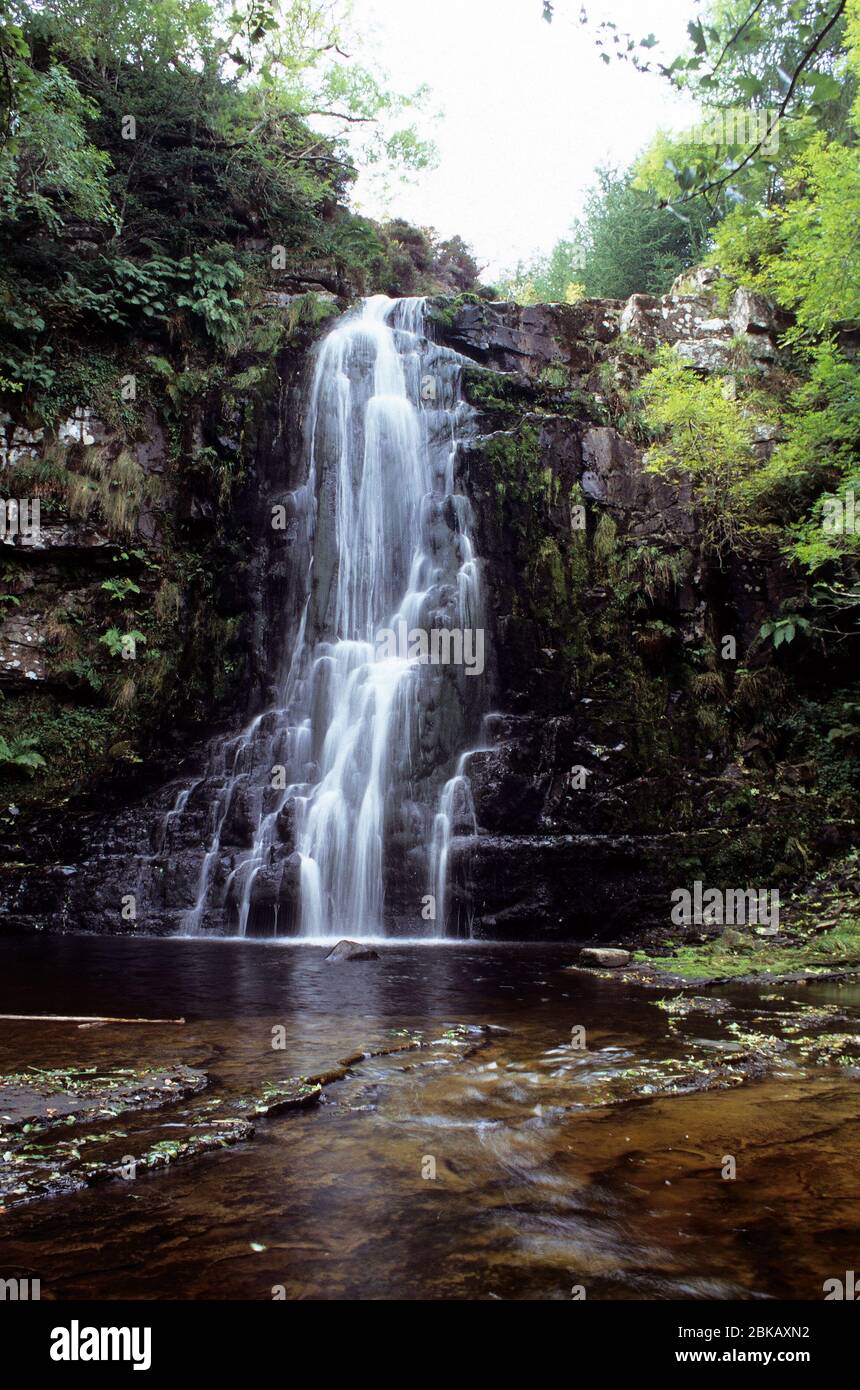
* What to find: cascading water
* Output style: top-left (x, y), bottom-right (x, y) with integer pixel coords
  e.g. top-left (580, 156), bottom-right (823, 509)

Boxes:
top-left (158, 295), bottom-right (487, 940)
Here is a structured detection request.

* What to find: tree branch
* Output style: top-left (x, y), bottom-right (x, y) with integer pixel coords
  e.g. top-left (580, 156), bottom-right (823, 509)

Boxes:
top-left (708, 0), bottom-right (768, 78)
top-left (300, 109), bottom-right (374, 123)
top-left (666, 0), bottom-right (847, 207)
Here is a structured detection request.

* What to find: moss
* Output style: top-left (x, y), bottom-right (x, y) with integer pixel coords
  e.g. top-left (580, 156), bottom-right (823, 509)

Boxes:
top-left (635, 916), bottom-right (860, 981)
top-left (484, 424), bottom-right (598, 681)
top-left (427, 291), bottom-right (486, 329)
top-left (46, 348), bottom-right (146, 436)
top-left (592, 512), bottom-right (618, 577)
top-left (462, 367), bottom-right (527, 416)
top-left (282, 291), bottom-right (339, 345)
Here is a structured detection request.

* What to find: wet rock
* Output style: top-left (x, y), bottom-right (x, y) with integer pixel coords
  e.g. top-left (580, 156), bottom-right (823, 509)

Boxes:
top-left (275, 800), bottom-right (296, 844)
top-left (219, 779), bottom-right (261, 848)
top-left (324, 939), bottom-right (381, 962)
top-left (0, 1064), bottom-right (208, 1139)
top-left (451, 833), bottom-right (671, 939)
top-left (579, 947), bottom-right (631, 968)
top-left (434, 299), bottom-right (621, 378)
top-left (251, 1078), bottom-right (322, 1115)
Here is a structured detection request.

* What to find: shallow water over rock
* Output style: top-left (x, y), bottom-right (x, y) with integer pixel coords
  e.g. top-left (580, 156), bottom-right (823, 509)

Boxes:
top-left (1, 935), bottom-right (859, 1300)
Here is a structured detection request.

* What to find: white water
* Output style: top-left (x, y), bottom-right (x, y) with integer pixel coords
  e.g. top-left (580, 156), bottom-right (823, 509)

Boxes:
top-left (169, 296), bottom-right (485, 939)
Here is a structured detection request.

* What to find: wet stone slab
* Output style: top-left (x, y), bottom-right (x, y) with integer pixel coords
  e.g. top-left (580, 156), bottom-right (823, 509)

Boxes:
top-left (0, 1025), bottom-right (493, 1210)
top-left (0, 1064), bottom-right (208, 1135)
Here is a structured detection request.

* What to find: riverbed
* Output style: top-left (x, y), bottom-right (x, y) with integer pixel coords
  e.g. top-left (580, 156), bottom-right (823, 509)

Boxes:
top-left (1, 935), bottom-right (859, 1300)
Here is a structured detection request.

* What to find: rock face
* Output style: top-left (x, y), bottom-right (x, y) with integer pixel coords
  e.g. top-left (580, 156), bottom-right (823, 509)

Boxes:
top-left (0, 302), bottom-right (322, 935)
top-left (420, 286), bottom-right (848, 938)
top-left (0, 274), bottom-right (850, 940)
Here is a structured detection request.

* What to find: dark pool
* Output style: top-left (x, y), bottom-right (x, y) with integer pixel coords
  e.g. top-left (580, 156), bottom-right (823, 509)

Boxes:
top-left (1, 935), bottom-right (858, 1300)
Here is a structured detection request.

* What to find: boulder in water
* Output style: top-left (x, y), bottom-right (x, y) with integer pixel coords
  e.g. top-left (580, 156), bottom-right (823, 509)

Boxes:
top-left (324, 939), bottom-right (380, 963)
top-left (579, 947), bottom-right (631, 968)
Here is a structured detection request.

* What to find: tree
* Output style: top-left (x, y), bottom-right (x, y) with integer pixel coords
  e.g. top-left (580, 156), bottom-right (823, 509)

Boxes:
top-left (641, 347), bottom-right (758, 559)
top-left (567, 0), bottom-right (854, 211)
top-left (499, 167), bottom-right (712, 304)
top-left (0, 1), bottom-right (442, 395)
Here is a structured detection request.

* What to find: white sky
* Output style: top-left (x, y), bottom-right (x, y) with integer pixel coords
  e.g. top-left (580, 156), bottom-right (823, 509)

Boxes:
top-left (346, 0), bottom-right (702, 280)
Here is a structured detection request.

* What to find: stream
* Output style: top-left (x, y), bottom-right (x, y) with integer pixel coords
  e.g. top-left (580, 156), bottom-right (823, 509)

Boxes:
top-left (2, 935), bottom-right (859, 1301)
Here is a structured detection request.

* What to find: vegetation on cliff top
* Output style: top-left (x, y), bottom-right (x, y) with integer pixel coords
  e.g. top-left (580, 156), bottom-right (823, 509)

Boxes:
top-left (526, 0), bottom-right (860, 654)
top-left (0, 0), bottom-right (483, 808)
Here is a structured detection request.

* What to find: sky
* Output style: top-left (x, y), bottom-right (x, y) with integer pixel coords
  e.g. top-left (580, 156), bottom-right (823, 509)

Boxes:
top-left (345, 0), bottom-right (702, 281)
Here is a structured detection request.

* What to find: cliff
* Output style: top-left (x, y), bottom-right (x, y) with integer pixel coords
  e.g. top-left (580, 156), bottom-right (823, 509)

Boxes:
top-left (0, 271), bottom-right (856, 937)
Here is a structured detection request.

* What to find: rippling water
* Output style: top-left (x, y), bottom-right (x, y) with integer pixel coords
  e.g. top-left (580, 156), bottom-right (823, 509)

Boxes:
top-left (1, 936), bottom-right (858, 1300)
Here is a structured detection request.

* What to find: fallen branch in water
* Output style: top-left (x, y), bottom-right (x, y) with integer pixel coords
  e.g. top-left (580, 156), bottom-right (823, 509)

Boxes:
top-left (0, 1014), bottom-right (186, 1026)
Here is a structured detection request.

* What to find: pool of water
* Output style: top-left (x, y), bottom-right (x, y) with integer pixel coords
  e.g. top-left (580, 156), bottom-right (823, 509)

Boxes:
top-left (1, 935), bottom-right (859, 1300)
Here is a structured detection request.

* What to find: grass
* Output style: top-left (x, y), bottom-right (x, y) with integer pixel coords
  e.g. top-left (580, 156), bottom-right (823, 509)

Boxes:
top-left (636, 917), bottom-right (860, 981)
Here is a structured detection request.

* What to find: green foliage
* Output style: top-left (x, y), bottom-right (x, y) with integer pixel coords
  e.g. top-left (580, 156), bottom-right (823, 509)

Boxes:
top-left (826, 699), bottom-right (860, 742)
top-left (641, 347), bottom-right (758, 556)
top-left (498, 236), bottom-right (583, 305)
top-left (360, 220), bottom-right (483, 297)
top-left (760, 136), bottom-right (860, 341)
top-left (0, 695), bottom-right (118, 804)
top-left (760, 614), bottom-right (813, 647)
top-left (499, 166), bottom-right (712, 304)
top-left (579, 0), bottom-right (855, 210)
top-left (0, 733), bottom-right (46, 775)
top-left (0, 1), bottom-right (454, 411)
top-left (745, 346), bottom-right (860, 571)
top-left (621, 541), bottom-right (688, 603)
top-left (712, 135), bottom-right (860, 345)
top-left (282, 290), bottom-right (339, 342)
top-left (172, 251), bottom-right (246, 347)
top-left (573, 167), bottom-right (713, 299)
top-left (101, 577), bottom-right (141, 602)
top-left (0, 60), bottom-right (115, 231)
top-left (99, 626), bottom-right (146, 657)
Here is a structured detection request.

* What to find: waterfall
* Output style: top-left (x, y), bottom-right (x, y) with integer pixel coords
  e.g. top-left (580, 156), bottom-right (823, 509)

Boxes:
top-left (161, 295), bottom-right (487, 940)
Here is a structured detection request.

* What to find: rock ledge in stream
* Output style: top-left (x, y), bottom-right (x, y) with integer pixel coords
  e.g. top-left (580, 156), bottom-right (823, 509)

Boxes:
top-left (0, 1024), bottom-right (494, 1209)
top-left (0, 1064), bottom-right (208, 1137)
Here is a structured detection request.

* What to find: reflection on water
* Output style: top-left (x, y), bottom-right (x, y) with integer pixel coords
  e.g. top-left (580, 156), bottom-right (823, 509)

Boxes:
top-left (0, 936), bottom-right (858, 1300)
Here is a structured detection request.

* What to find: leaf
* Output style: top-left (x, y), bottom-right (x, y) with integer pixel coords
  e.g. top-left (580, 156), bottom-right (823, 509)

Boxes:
top-left (687, 19), bottom-right (707, 54)
top-left (14, 751), bottom-right (46, 771)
